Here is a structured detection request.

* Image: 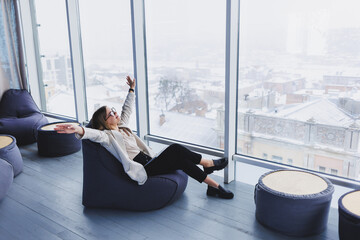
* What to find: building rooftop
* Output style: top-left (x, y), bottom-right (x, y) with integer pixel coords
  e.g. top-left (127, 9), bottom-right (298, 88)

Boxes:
top-left (264, 98), bottom-right (356, 128)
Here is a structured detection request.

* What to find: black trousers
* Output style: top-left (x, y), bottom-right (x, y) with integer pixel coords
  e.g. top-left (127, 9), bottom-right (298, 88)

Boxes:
top-left (144, 144), bottom-right (207, 183)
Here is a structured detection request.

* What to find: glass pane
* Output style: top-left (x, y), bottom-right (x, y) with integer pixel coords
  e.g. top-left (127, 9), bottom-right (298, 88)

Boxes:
top-left (145, 0), bottom-right (226, 149)
top-left (78, 0), bottom-right (136, 130)
top-left (34, 0), bottom-right (76, 117)
top-left (237, 0), bottom-right (360, 180)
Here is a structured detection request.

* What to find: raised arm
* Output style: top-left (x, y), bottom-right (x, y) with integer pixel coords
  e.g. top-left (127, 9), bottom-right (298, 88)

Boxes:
top-left (119, 76), bottom-right (136, 126)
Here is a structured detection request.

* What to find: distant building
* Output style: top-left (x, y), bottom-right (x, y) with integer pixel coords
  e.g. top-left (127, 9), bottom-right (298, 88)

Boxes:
top-left (42, 54), bottom-right (72, 87)
top-left (41, 54), bottom-right (73, 100)
top-left (323, 75), bottom-right (360, 86)
top-left (217, 99), bottom-right (360, 180)
top-left (263, 75), bottom-right (305, 94)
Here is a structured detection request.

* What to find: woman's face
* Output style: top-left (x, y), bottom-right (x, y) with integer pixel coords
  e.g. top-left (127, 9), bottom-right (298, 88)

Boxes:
top-left (105, 106), bottom-right (120, 125)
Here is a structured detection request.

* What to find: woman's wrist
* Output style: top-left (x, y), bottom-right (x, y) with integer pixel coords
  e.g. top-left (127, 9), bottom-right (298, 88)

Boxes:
top-left (76, 126), bottom-right (85, 136)
top-left (129, 88), bottom-right (135, 93)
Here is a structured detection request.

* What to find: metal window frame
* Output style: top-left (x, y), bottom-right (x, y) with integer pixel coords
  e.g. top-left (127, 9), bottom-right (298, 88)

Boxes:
top-left (131, 0), bottom-right (150, 141)
top-left (65, 0), bottom-right (87, 124)
top-left (17, 0), bottom-right (46, 110)
top-left (145, 134), bottom-right (224, 158)
top-left (17, 0), bottom-right (360, 189)
top-left (224, 0), bottom-right (240, 183)
top-left (234, 154), bottom-right (360, 188)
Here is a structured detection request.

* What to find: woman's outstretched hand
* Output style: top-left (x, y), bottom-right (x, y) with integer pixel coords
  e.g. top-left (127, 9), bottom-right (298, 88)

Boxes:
top-left (54, 124), bottom-right (84, 136)
top-left (126, 75), bottom-right (136, 89)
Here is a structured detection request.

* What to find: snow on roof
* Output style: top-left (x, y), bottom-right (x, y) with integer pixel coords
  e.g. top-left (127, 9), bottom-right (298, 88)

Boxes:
top-left (149, 109), bottom-right (218, 148)
top-left (275, 99), bottom-right (355, 127)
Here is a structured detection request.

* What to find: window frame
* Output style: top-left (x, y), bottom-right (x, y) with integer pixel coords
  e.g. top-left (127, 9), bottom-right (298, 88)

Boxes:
top-left (18, 0), bottom-right (360, 188)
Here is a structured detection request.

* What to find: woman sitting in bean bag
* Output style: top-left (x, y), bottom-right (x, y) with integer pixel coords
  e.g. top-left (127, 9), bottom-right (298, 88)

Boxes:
top-left (55, 76), bottom-right (233, 199)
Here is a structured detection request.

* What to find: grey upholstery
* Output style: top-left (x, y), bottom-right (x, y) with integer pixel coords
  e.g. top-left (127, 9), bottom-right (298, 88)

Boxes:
top-left (0, 135), bottom-right (23, 176)
top-left (0, 158), bottom-right (13, 201)
top-left (338, 190), bottom-right (360, 240)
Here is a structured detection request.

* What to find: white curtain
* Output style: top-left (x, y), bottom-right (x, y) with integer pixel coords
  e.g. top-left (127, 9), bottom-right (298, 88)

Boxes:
top-left (0, 0), bottom-right (26, 98)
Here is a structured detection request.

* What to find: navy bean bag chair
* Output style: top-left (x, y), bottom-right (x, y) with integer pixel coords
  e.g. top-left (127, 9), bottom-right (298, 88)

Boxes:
top-left (0, 158), bottom-right (13, 201)
top-left (82, 124), bottom-right (188, 211)
top-left (0, 135), bottom-right (23, 177)
top-left (37, 122), bottom-right (81, 157)
top-left (338, 190), bottom-right (360, 240)
top-left (255, 170), bottom-right (334, 237)
top-left (0, 89), bottom-right (48, 145)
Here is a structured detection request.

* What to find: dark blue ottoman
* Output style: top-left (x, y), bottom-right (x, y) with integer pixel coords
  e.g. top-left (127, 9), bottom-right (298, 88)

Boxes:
top-left (0, 135), bottom-right (23, 176)
top-left (0, 158), bottom-right (13, 201)
top-left (37, 122), bottom-right (82, 157)
top-left (255, 170), bottom-right (334, 237)
top-left (338, 190), bottom-right (360, 240)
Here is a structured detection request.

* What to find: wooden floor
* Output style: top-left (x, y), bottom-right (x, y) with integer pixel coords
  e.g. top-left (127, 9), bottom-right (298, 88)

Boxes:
top-left (0, 143), bottom-right (339, 240)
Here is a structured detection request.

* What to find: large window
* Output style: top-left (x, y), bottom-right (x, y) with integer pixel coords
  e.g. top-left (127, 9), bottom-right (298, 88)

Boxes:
top-left (78, 0), bottom-right (136, 129)
top-left (237, 0), bottom-right (360, 180)
top-left (34, 0), bottom-right (76, 117)
top-left (145, 0), bottom-right (226, 148)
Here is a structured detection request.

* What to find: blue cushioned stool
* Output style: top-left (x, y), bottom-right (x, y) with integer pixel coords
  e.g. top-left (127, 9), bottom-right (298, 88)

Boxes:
top-left (0, 135), bottom-right (23, 176)
top-left (37, 122), bottom-right (81, 157)
top-left (0, 158), bottom-right (13, 201)
top-left (338, 190), bottom-right (360, 240)
top-left (255, 170), bottom-right (334, 237)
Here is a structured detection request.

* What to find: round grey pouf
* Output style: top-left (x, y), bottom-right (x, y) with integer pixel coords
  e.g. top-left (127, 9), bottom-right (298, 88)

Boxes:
top-left (37, 122), bottom-right (81, 157)
top-left (0, 158), bottom-right (14, 201)
top-left (254, 170), bottom-right (334, 237)
top-left (338, 190), bottom-right (360, 240)
top-left (0, 135), bottom-right (23, 176)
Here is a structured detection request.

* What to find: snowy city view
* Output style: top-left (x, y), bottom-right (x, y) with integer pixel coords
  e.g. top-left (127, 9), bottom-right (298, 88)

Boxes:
top-left (33, 0), bottom-right (360, 180)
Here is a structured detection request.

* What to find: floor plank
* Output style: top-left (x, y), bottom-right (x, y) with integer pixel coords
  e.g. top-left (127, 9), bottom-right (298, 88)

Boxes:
top-left (0, 143), bottom-right (340, 240)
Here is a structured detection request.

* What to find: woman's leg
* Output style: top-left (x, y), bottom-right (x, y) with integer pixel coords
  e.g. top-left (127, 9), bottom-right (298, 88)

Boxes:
top-left (146, 144), bottom-right (234, 199)
top-left (200, 159), bottom-right (214, 168)
top-left (146, 144), bottom-right (207, 183)
top-left (203, 176), bottom-right (219, 188)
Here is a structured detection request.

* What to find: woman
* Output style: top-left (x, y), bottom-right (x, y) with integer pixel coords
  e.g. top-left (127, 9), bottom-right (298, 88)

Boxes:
top-left (55, 76), bottom-right (234, 199)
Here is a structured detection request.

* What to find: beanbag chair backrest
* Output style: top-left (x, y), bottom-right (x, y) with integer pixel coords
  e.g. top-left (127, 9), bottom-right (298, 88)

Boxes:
top-left (0, 89), bottom-right (41, 118)
top-left (0, 89), bottom-right (48, 145)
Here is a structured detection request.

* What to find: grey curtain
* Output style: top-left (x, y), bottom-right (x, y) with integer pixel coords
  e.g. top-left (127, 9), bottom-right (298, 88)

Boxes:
top-left (0, 0), bottom-right (26, 98)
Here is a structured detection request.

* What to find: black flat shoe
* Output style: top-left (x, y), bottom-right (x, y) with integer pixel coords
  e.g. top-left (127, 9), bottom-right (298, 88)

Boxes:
top-left (203, 157), bottom-right (228, 174)
top-left (207, 185), bottom-right (234, 199)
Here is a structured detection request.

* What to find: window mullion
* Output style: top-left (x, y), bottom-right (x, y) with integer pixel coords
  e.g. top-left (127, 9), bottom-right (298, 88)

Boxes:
top-left (18, 0), bottom-right (46, 110)
top-left (224, 0), bottom-right (240, 183)
top-left (65, 0), bottom-right (87, 124)
top-left (131, 0), bottom-right (149, 141)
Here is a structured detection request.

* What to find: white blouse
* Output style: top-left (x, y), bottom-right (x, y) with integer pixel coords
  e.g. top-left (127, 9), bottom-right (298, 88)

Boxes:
top-left (120, 128), bottom-right (142, 160)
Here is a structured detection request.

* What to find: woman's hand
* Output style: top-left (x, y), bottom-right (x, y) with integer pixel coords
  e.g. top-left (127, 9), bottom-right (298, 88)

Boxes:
top-left (54, 124), bottom-right (84, 136)
top-left (126, 75), bottom-right (136, 89)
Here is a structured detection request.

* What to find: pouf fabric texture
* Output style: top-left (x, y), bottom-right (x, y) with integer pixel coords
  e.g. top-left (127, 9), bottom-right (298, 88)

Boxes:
top-left (0, 158), bottom-right (13, 201)
top-left (0, 135), bottom-right (23, 176)
top-left (37, 122), bottom-right (82, 157)
top-left (338, 190), bottom-right (360, 240)
top-left (0, 89), bottom-right (48, 145)
top-left (82, 123), bottom-right (188, 211)
top-left (254, 170), bottom-right (334, 237)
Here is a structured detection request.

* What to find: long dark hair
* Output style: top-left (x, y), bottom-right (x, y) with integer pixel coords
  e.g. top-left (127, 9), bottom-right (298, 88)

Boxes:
top-left (91, 106), bottom-right (109, 130)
